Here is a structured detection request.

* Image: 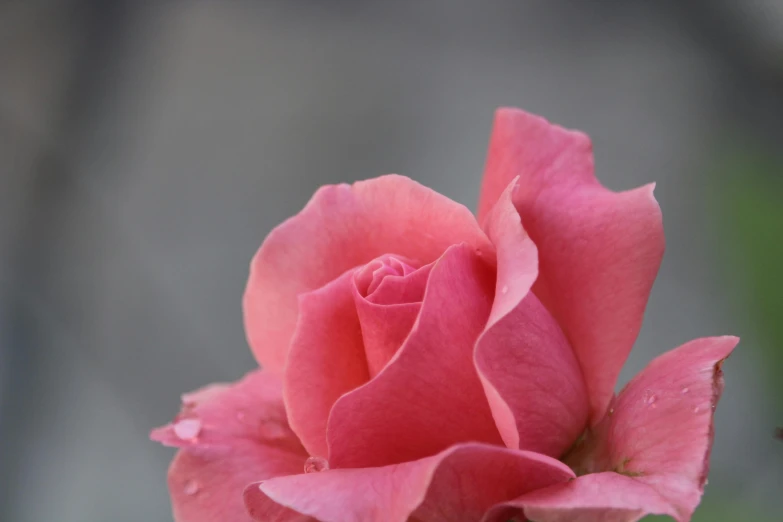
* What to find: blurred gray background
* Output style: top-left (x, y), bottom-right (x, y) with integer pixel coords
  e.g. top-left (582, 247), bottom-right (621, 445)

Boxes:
top-left (1, 1), bottom-right (782, 521)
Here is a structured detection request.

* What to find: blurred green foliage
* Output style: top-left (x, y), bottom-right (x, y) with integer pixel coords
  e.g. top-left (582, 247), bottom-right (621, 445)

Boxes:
top-left (643, 500), bottom-right (778, 521)
top-left (644, 149), bottom-right (783, 522)
top-left (715, 151), bottom-right (783, 411)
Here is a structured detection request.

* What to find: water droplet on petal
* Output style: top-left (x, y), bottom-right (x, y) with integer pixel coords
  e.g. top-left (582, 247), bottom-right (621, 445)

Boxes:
top-left (608, 407), bottom-right (615, 416)
top-left (304, 456), bottom-right (329, 474)
top-left (183, 479), bottom-right (200, 496)
top-left (174, 418), bottom-right (202, 441)
top-left (645, 392), bottom-right (657, 406)
top-left (693, 406), bottom-right (701, 414)
top-left (681, 387), bottom-right (690, 394)
top-left (501, 285), bottom-right (509, 295)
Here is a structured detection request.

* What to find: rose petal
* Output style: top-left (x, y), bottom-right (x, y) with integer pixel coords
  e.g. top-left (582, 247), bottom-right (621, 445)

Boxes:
top-left (480, 177), bottom-right (538, 327)
top-left (284, 271), bottom-right (369, 459)
top-left (363, 259), bottom-right (432, 306)
top-left (475, 291), bottom-right (589, 457)
top-left (327, 244), bottom-right (503, 468)
top-left (475, 178), bottom-right (588, 456)
top-left (150, 371), bottom-right (308, 522)
top-left (167, 444), bottom-right (308, 522)
top-left (243, 443), bottom-right (575, 522)
top-left (285, 258), bottom-right (436, 457)
top-left (564, 336), bottom-right (738, 521)
top-left (353, 254), bottom-right (419, 297)
top-left (484, 472), bottom-right (678, 522)
top-left (244, 175), bottom-right (493, 372)
top-left (477, 108), bottom-right (665, 421)
top-left (150, 371), bottom-right (304, 454)
top-left (353, 263), bottom-right (433, 377)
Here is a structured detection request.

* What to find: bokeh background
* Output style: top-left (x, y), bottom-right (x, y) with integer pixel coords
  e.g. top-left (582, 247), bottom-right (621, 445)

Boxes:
top-left (1, 1), bottom-right (782, 521)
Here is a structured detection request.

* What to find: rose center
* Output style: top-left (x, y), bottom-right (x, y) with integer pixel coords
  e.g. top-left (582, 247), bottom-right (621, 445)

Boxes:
top-left (354, 255), bottom-right (418, 298)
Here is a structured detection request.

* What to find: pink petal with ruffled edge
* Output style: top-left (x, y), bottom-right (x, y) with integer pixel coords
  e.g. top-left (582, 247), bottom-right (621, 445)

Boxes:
top-left (151, 371), bottom-right (304, 453)
top-left (150, 371), bottom-right (308, 522)
top-left (574, 336), bottom-right (737, 519)
top-left (597, 336), bottom-right (736, 480)
top-left (244, 175), bottom-right (493, 372)
top-left (488, 336), bottom-right (738, 522)
top-left (244, 443), bottom-right (575, 522)
top-left (327, 244), bottom-right (503, 468)
top-left (477, 108), bottom-right (665, 422)
top-left (475, 179), bottom-right (588, 457)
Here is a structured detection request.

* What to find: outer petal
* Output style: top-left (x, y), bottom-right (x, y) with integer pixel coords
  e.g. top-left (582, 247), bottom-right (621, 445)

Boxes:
top-left (244, 175), bottom-right (493, 372)
top-left (150, 371), bottom-right (308, 522)
top-left (563, 336), bottom-right (738, 522)
top-left (244, 443), bottom-right (575, 522)
top-left (151, 371), bottom-right (304, 454)
top-left (327, 245), bottom-right (503, 468)
top-left (484, 472), bottom-right (678, 522)
top-left (477, 108), bottom-right (665, 421)
top-left (284, 271), bottom-right (369, 459)
top-left (166, 444), bottom-right (309, 522)
top-left (475, 179), bottom-right (588, 456)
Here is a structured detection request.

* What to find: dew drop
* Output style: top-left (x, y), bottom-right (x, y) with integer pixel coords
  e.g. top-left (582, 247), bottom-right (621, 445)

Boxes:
top-left (608, 407), bottom-right (615, 416)
top-left (645, 392), bottom-right (657, 406)
top-left (174, 418), bottom-right (202, 441)
top-left (183, 479), bottom-right (200, 496)
top-left (681, 387), bottom-right (690, 395)
top-left (501, 285), bottom-right (509, 295)
top-left (304, 456), bottom-right (329, 474)
top-left (693, 406), bottom-right (701, 414)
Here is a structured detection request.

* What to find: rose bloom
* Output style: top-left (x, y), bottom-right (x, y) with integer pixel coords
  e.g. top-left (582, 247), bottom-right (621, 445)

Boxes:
top-left (151, 108), bottom-right (737, 522)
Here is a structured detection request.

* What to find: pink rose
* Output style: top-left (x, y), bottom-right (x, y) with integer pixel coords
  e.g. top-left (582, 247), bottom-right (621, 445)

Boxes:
top-left (151, 108), bottom-right (737, 522)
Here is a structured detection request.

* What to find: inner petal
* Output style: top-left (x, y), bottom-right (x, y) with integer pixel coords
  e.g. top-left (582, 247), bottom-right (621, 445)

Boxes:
top-left (352, 256), bottom-right (433, 377)
top-left (330, 245), bottom-right (503, 468)
top-left (354, 254), bottom-right (419, 298)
